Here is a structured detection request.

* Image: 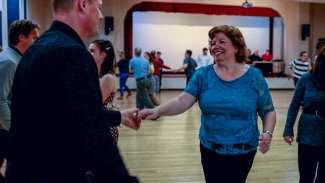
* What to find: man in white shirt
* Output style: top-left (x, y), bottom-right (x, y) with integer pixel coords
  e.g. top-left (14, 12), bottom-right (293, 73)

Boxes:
top-left (196, 47), bottom-right (213, 69)
top-left (288, 51), bottom-right (312, 86)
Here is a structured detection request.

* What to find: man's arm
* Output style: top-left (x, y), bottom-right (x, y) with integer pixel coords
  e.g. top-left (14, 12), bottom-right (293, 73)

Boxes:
top-left (307, 58), bottom-right (312, 71)
top-left (288, 60), bottom-right (295, 77)
top-left (62, 50), bottom-right (137, 182)
top-left (129, 60), bottom-right (134, 73)
top-left (173, 63), bottom-right (188, 72)
top-left (174, 59), bottom-right (189, 72)
top-left (196, 55), bottom-right (201, 68)
top-left (0, 60), bottom-right (17, 130)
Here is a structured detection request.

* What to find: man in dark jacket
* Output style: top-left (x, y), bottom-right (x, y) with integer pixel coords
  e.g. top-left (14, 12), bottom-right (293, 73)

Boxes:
top-left (5, 0), bottom-right (140, 183)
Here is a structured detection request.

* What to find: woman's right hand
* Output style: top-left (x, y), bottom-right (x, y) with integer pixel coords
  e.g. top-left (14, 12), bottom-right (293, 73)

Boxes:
top-left (139, 108), bottom-right (158, 120)
top-left (283, 136), bottom-right (294, 145)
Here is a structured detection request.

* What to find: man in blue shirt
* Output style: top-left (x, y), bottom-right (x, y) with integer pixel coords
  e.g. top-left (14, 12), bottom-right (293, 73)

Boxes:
top-left (129, 47), bottom-right (155, 109)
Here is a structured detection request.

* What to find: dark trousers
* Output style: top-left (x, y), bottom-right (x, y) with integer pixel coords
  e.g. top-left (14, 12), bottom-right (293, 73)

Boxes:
top-left (5, 175), bottom-right (91, 183)
top-left (186, 76), bottom-right (192, 86)
top-left (5, 163), bottom-right (91, 183)
top-left (159, 72), bottom-right (163, 92)
top-left (298, 143), bottom-right (325, 183)
top-left (200, 143), bottom-right (256, 183)
top-left (119, 73), bottom-right (131, 97)
top-left (293, 77), bottom-right (299, 86)
top-left (0, 129), bottom-right (8, 168)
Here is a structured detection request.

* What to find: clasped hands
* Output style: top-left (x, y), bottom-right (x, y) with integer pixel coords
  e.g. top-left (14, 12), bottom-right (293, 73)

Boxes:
top-left (120, 108), bottom-right (159, 131)
top-left (120, 109), bottom-right (141, 130)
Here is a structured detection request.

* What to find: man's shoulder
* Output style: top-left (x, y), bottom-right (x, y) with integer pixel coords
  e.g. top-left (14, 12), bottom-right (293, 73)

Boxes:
top-left (0, 57), bottom-right (17, 71)
top-left (0, 49), bottom-right (20, 69)
top-left (129, 58), bottom-right (136, 63)
top-left (35, 29), bottom-right (85, 52)
top-left (0, 48), bottom-right (21, 62)
top-left (184, 57), bottom-right (191, 61)
top-left (26, 31), bottom-right (88, 60)
top-left (131, 57), bottom-right (146, 63)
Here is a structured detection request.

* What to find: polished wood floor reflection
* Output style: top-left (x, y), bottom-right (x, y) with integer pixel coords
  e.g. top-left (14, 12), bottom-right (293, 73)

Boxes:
top-left (116, 89), bottom-right (299, 183)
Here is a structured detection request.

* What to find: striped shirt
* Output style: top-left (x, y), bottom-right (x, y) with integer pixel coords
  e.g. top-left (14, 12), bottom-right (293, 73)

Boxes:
top-left (288, 59), bottom-right (309, 79)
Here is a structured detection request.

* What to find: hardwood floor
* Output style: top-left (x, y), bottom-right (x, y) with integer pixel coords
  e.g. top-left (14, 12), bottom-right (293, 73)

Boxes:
top-left (116, 89), bottom-right (300, 183)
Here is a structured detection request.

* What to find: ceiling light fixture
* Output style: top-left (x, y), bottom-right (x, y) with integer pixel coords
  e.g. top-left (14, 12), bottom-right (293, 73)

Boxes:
top-left (242, 0), bottom-right (253, 8)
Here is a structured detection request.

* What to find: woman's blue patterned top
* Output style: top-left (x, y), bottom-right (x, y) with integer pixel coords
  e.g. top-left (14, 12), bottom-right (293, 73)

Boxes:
top-left (184, 65), bottom-right (274, 155)
top-left (283, 72), bottom-right (325, 147)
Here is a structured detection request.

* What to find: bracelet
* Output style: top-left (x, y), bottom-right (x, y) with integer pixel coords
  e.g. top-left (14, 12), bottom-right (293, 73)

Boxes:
top-left (263, 130), bottom-right (273, 140)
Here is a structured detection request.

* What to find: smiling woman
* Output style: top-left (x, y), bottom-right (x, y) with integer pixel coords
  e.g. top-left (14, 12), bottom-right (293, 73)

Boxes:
top-left (139, 25), bottom-right (277, 183)
top-left (208, 25), bottom-right (247, 64)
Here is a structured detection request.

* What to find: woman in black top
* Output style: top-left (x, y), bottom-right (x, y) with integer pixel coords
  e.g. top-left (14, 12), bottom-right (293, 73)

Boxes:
top-left (116, 52), bottom-right (131, 99)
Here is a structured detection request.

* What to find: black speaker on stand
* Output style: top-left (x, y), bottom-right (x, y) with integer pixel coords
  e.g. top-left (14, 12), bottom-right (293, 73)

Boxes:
top-left (301, 24), bottom-right (310, 40)
top-left (105, 17), bottom-right (114, 35)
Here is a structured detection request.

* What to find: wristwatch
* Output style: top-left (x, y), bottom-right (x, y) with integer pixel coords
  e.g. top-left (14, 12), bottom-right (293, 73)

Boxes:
top-left (263, 130), bottom-right (273, 140)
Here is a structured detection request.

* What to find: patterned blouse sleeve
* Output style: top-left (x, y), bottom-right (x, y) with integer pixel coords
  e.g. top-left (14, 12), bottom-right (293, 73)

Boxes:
top-left (183, 68), bottom-right (203, 99)
top-left (283, 74), bottom-right (306, 137)
top-left (254, 70), bottom-right (275, 117)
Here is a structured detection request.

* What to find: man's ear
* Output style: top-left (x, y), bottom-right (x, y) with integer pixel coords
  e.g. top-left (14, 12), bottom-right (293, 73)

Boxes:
top-left (77, 0), bottom-right (87, 13)
top-left (18, 34), bottom-right (26, 43)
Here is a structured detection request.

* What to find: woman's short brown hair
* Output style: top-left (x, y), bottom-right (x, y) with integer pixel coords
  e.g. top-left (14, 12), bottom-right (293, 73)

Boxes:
top-left (208, 25), bottom-right (248, 63)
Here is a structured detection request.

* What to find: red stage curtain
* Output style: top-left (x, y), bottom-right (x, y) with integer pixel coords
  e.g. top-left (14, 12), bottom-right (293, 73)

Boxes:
top-left (124, 2), bottom-right (281, 59)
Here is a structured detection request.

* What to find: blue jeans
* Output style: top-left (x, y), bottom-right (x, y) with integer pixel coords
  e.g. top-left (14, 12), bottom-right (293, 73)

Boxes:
top-left (119, 73), bottom-right (131, 97)
top-left (136, 78), bottom-right (155, 110)
top-left (153, 75), bottom-right (160, 93)
top-left (147, 75), bottom-right (155, 95)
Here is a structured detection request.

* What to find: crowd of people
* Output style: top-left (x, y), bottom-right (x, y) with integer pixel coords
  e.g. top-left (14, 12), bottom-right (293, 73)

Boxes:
top-left (0, 0), bottom-right (324, 183)
top-left (246, 49), bottom-right (274, 64)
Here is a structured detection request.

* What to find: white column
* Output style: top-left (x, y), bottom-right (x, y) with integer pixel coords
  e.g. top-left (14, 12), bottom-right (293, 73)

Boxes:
top-left (1, 0), bottom-right (8, 49)
top-left (19, 0), bottom-right (26, 20)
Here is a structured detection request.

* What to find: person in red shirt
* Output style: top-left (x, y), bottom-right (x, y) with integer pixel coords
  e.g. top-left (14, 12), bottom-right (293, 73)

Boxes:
top-left (261, 49), bottom-right (273, 61)
top-left (153, 54), bottom-right (171, 93)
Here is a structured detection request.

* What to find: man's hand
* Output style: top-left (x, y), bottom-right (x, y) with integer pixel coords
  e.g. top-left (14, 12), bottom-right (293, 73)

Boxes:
top-left (121, 108), bottom-right (141, 130)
